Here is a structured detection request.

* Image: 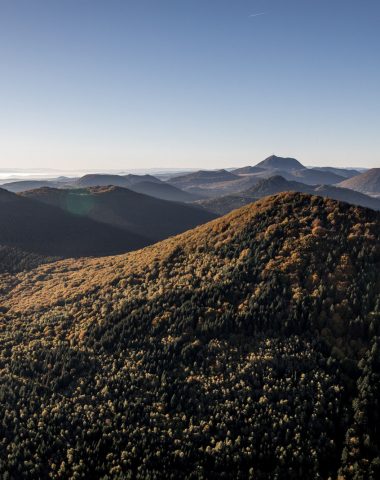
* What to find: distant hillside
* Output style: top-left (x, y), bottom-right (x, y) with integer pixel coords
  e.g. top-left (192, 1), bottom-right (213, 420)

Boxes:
top-left (289, 168), bottom-right (345, 185)
top-left (23, 186), bottom-right (216, 241)
top-left (249, 167), bottom-right (345, 185)
top-left (129, 180), bottom-right (198, 202)
top-left (232, 165), bottom-right (266, 175)
top-left (312, 166), bottom-right (360, 179)
top-left (254, 154), bottom-right (304, 170)
top-left (1, 193), bottom-right (379, 478)
top-left (168, 169), bottom-right (238, 188)
top-left (337, 168), bottom-right (380, 195)
top-left (195, 193), bottom-right (258, 215)
top-left (123, 174), bottom-right (163, 185)
top-left (1, 180), bottom-right (61, 193)
top-left (246, 175), bottom-right (309, 196)
top-left (75, 174), bottom-right (130, 188)
top-left (245, 176), bottom-right (380, 210)
top-left (196, 175), bottom-right (380, 215)
top-left (232, 156), bottom-right (345, 186)
top-left (0, 188), bottom-right (150, 263)
top-left (167, 169), bottom-right (259, 198)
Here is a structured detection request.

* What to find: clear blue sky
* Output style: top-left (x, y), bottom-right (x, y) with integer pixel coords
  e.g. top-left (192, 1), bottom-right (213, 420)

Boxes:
top-left (0, 0), bottom-right (379, 169)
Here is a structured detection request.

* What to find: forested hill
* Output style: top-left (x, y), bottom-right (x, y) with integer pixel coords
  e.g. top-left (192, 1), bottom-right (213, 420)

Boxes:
top-left (1, 192), bottom-right (379, 479)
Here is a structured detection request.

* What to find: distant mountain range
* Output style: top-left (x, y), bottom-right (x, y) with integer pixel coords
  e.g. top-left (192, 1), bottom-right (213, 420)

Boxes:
top-left (166, 155), bottom-right (371, 199)
top-left (2, 156), bottom-right (379, 212)
top-left (231, 155), bottom-right (347, 185)
top-left (196, 175), bottom-right (380, 215)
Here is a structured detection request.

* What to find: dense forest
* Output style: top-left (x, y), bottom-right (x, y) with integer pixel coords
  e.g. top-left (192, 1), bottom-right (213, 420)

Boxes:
top-left (0, 192), bottom-right (379, 479)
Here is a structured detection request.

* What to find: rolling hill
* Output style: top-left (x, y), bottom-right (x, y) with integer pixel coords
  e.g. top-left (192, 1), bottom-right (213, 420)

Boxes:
top-left (197, 176), bottom-right (380, 215)
top-left (75, 174), bottom-right (132, 188)
top-left (74, 173), bottom-right (163, 189)
top-left (167, 169), bottom-right (238, 191)
top-left (0, 192), bottom-right (379, 478)
top-left (232, 156), bottom-right (346, 186)
top-left (312, 166), bottom-right (361, 179)
top-left (0, 188), bottom-right (150, 262)
top-left (288, 167), bottom-right (345, 185)
top-left (195, 192), bottom-right (258, 215)
top-left (22, 186), bottom-right (216, 241)
top-left (128, 180), bottom-right (198, 202)
top-left (337, 168), bottom-right (380, 196)
top-left (1, 179), bottom-right (63, 193)
top-left (254, 154), bottom-right (304, 170)
top-left (167, 169), bottom-right (258, 198)
top-left (1, 173), bottom-right (195, 203)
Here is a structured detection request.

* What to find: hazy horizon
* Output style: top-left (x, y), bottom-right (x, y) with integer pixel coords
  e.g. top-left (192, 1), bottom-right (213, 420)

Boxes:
top-left (1, 0), bottom-right (379, 170)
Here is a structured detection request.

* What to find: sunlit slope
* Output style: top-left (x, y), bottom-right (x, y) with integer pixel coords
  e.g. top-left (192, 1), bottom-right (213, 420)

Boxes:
top-left (0, 192), bottom-right (379, 479)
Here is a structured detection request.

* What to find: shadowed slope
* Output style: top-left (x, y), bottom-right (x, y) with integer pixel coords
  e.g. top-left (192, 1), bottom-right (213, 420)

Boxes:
top-left (1, 192), bottom-right (379, 479)
top-left (22, 186), bottom-right (216, 241)
top-left (129, 180), bottom-right (199, 202)
top-left (0, 188), bottom-right (150, 261)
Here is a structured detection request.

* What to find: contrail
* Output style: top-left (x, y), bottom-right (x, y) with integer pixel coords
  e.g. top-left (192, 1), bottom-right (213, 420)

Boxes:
top-left (249, 12), bottom-right (266, 18)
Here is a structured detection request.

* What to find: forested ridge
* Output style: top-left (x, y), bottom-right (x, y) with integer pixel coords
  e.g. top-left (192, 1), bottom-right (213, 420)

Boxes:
top-left (0, 192), bottom-right (379, 479)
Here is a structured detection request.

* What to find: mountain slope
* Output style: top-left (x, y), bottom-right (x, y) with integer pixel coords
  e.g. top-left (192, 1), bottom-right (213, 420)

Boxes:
top-left (233, 156), bottom-right (345, 186)
top-left (124, 173), bottom-right (162, 185)
top-left (22, 186), bottom-right (216, 241)
top-left (312, 166), bottom-right (361, 179)
top-left (1, 192), bottom-right (379, 479)
top-left (75, 174), bottom-right (131, 187)
top-left (195, 193), bottom-right (258, 215)
top-left (167, 169), bottom-right (238, 189)
top-left (167, 170), bottom-right (258, 198)
top-left (337, 168), bottom-right (380, 195)
top-left (254, 154), bottom-right (304, 170)
top-left (129, 180), bottom-right (198, 202)
top-left (197, 176), bottom-right (380, 215)
top-left (288, 167), bottom-right (345, 185)
top-left (0, 188), bottom-right (150, 262)
top-left (1, 180), bottom-right (61, 193)
top-left (245, 176), bottom-right (380, 209)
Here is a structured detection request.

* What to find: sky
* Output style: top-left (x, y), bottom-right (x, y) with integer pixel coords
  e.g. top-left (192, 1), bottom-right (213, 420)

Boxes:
top-left (0, 0), bottom-right (379, 170)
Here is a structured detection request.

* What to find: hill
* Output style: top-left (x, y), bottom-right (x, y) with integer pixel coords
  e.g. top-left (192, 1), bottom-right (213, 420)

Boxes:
top-left (75, 174), bottom-right (131, 188)
top-left (0, 188), bottom-right (150, 264)
top-left (1, 179), bottom-right (62, 193)
top-left (312, 166), bottom-right (360, 179)
top-left (337, 168), bottom-right (380, 196)
top-left (1, 192), bottom-right (379, 478)
top-left (197, 176), bottom-right (380, 215)
top-left (129, 180), bottom-right (198, 202)
top-left (167, 169), bottom-right (258, 198)
top-left (232, 156), bottom-right (345, 186)
top-left (232, 165), bottom-right (266, 175)
top-left (168, 169), bottom-right (238, 189)
top-left (1, 174), bottom-right (193, 202)
top-left (245, 176), bottom-right (380, 209)
top-left (288, 168), bottom-right (345, 185)
top-left (195, 192), bottom-right (258, 215)
top-left (124, 173), bottom-right (162, 185)
top-left (73, 173), bottom-right (163, 188)
top-left (254, 154), bottom-right (304, 170)
top-left (22, 186), bottom-right (216, 241)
